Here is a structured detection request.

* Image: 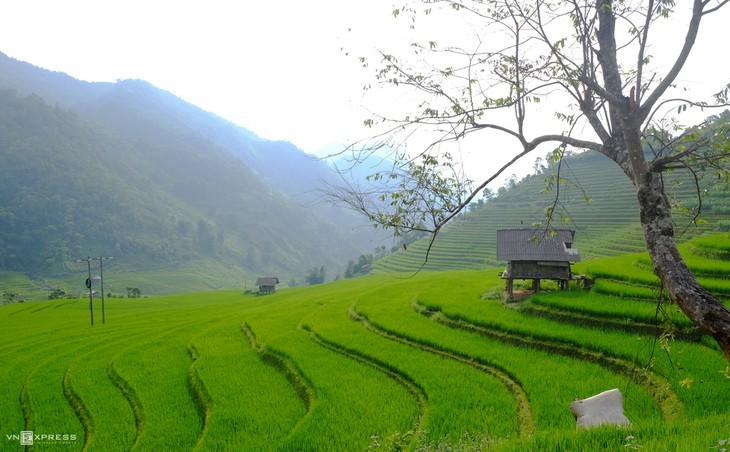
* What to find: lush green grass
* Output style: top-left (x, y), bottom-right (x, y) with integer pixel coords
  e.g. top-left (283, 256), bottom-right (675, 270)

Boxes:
top-left (577, 244), bottom-right (730, 303)
top-left (354, 280), bottom-right (664, 431)
top-left (1, 236), bottom-right (729, 450)
top-left (689, 232), bottom-right (730, 257)
top-left (304, 307), bottom-right (522, 443)
top-left (0, 272), bottom-right (57, 301)
top-left (0, 259), bottom-right (262, 301)
top-left (528, 291), bottom-right (695, 331)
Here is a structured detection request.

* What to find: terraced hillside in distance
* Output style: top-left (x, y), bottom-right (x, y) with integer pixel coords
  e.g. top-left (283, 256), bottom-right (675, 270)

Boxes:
top-left (1, 233), bottom-right (728, 450)
top-left (373, 151), bottom-right (730, 273)
top-left (0, 259), bottom-right (260, 303)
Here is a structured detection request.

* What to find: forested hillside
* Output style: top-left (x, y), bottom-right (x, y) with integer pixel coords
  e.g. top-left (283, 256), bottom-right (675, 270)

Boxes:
top-left (0, 52), bottom-right (382, 294)
top-left (0, 52), bottom-right (359, 205)
top-left (0, 87), bottom-right (364, 275)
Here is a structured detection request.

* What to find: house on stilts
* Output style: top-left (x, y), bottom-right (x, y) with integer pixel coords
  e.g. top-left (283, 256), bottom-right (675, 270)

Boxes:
top-left (256, 277), bottom-right (279, 295)
top-left (496, 228), bottom-right (581, 298)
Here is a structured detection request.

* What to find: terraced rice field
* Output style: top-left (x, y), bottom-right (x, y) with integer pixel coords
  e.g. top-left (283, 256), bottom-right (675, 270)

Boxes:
top-left (373, 151), bottom-right (729, 273)
top-left (1, 234), bottom-right (728, 450)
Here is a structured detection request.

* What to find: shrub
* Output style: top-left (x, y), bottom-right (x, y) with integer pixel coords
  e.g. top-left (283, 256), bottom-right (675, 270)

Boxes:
top-left (715, 220), bottom-right (730, 232)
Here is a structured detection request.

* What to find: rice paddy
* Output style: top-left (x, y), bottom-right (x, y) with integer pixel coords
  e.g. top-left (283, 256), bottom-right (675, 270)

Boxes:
top-left (1, 233), bottom-right (728, 450)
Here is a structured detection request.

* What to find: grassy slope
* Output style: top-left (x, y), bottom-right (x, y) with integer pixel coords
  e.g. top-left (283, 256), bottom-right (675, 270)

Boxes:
top-left (1, 233), bottom-right (728, 451)
top-left (0, 259), bottom-right (265, 301)
top-left (374, 151), bottom-right (728, 273)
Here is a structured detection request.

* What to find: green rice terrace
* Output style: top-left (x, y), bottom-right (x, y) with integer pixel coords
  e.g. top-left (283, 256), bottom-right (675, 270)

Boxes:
top-left (374, 151), bottom-right (730, 273)
top-left (1, 233), bottom-right (729, 451)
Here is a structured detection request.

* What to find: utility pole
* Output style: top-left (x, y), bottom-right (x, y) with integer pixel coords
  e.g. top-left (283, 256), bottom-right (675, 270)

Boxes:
top-left (98, 256), bottom-right (112, 324)
top-left (76, 256), bottom-right (94, 326)
top-left (75, 256), bottom-right (113, 326)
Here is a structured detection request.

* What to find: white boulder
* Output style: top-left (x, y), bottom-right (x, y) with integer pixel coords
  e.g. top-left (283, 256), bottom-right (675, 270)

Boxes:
top-left (570, 388), bottom-right (631, 429)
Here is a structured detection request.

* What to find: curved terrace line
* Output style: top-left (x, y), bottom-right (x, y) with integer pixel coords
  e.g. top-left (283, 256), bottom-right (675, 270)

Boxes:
top-left (63, 365), bottom-right (94, 451)
top-left (6, 304), bottom-right (37, 316)
top-left (301, 323), bottom-right (428, 448)
top-left (412, 300), bottom-right (683, 421)
top-left (592, 276), bottom-right (662, 292)
top-left (106, 362), bottom-right (144, 449)
top-left (186, 344), bottom-right (212, 451)
top-left (349, 306), bottom-right (534, 438)
top-left (9, 325), bottom-right (147, 446)
top-left (521, 302), bottom-right (705, 343)
top-left (102, 318), bottom-right (214, 450)
top-left (16, 349), bottom-right (89, 439)
top-left (30, 304), bottom-right (53, 314)
top-left (240, 322), bottom-right (316, 442)
top-left (18, 378), bottom-right (32, 436)
top-left (51, 299), bottom-right (81, 309)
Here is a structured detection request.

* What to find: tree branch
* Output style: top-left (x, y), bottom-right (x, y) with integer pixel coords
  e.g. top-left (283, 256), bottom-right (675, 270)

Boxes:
top-left (637, 0), bottom-right (705, 122)
top-left (702, 0), bottom-right (730, 15)
top-left (634, 0), bottom-right (655, 108)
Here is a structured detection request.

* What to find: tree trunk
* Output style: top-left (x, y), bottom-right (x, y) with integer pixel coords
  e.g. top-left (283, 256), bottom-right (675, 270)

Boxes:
top-left (610, 82), bottom-right (730, 359)
top-left (638, 172), bottom-right (730, 360)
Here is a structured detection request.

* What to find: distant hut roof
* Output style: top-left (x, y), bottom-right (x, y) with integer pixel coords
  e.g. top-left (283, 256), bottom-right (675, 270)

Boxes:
top-left (256, 277), bottom-right (280, 286)
top-left (496, 228), bottom-right (580, 262)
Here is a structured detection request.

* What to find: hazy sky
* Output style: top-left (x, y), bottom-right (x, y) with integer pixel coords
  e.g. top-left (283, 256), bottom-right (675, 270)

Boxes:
top-left (0, 0), bottom-right (400, 153)
top-left (1, 1), bottom-right (728, 184)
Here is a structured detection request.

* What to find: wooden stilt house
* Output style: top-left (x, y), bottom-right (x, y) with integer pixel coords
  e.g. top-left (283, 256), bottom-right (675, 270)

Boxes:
top-left (256, 277), bottom-right (279, 295)
top-left (496, 228), bottom-right (580, 297)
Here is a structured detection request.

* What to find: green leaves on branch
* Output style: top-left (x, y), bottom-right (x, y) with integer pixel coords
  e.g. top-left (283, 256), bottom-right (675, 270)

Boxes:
top-left (366, 153), bottom-right (472, 237)
top-left (714, 83), bottom-right (730, 105)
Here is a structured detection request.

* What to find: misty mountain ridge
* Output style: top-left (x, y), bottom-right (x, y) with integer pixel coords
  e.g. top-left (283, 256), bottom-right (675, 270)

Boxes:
top-left (0, 51), bottom-right (386, 292)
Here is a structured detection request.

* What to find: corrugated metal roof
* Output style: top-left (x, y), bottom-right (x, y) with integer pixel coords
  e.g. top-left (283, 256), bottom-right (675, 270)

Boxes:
top-left (496, 228), bottom-right (580, 262)
top-left (256, 277), bottom-right (279, 286)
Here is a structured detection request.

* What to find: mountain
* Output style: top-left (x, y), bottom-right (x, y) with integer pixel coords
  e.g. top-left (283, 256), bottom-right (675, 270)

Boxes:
top-left (0, 53), bottom-right (361, 201)
top-left (0, 52), bottom-right (382, 294)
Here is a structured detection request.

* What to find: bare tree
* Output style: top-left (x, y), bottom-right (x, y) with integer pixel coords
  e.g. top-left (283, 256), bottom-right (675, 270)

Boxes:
top-left (330, 0), bottom-right (730, 359)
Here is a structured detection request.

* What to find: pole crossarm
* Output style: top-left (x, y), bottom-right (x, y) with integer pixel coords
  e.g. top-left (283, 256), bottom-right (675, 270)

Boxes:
top-left (74, 256), bottom-right (113, 326)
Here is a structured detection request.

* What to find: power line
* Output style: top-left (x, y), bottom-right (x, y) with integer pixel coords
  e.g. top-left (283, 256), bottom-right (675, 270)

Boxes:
top-left (74, 256), bottom-right (113, 326)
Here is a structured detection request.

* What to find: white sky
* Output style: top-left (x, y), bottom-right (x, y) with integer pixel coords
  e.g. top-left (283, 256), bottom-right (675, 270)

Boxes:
top-left (0, 1), bottom-right (728, 186)
top-left (0, 0), bottom-right (401, 152)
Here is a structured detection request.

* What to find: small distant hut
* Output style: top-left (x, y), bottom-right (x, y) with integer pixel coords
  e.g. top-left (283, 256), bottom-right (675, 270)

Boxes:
top-left (497, 228), bottom-right (580, 297)
top-left (256, 277), bottom-right (279, 295)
